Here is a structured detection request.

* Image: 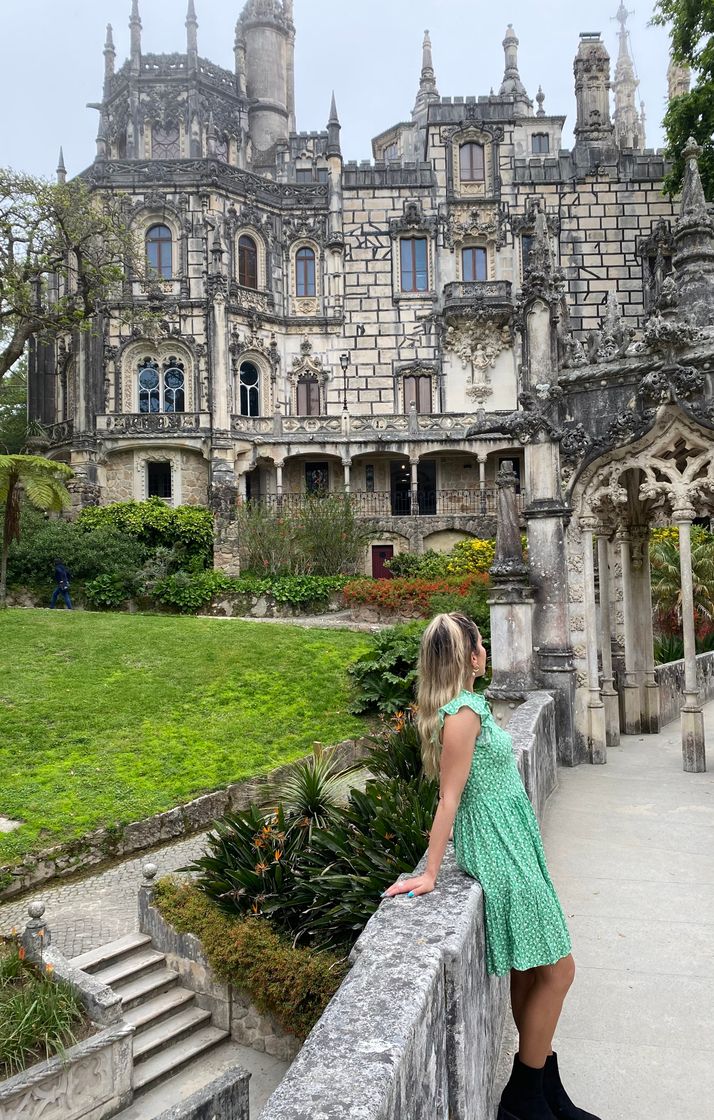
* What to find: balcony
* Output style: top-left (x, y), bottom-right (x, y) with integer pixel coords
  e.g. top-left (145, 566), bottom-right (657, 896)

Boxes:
top-left (97, 413), bottom-right (211, 435)
top-left (242, 488), bottom-right (522, 519)
top-left (442, 280), bottom-right (513, 326)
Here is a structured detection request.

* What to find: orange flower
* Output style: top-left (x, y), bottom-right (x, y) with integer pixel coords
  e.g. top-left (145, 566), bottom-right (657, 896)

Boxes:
top-left (384, 832), bottom-right (395, 840)
top-left (18, 947), bottom-right (25, 961)
top-left (45, 963), bottom-right (54, 974)
top-left (273, 849), bottom-right (283, 861)
top-left (37, 929), bottom-right (44, 939)
top-left (253, 837), bottom-right (264, 849)
top-left (255, 861), bottom-right (269, 874)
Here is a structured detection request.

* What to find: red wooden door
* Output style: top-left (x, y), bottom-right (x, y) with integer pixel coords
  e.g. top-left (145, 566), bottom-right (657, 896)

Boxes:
top-left (372, 545), bottom-right (394, 579)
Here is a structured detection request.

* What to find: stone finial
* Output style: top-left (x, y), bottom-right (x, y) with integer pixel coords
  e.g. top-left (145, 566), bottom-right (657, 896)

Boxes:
top-left (142, 863), bottom-right (158, 882)
top-left (56, 147), bottom-right (66, 184)
top-left (22, 900), bottom-right (51, 958)
top-left (612, 2), bottom-right (643, 150)
top-left (536, 85), bottom-right (545, 117)
top-left (677, 137), bottom-right (711, 228)
top-left (412, 28), bottom-right (440, 117)
top-left (670, 137), bottom-right (714, 323)
top-left (186, 0), bottom-right (198, 70)
top-left (499, 24), bottom-right (531, 115)
top-left (28, 900), bottom-right (46, 920)
top-left (522, 203), bottom-right (555, 302)
top-left (327, 91), bottom-right (341, 157)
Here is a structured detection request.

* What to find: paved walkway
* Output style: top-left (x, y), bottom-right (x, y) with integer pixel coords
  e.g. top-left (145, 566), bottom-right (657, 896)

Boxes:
top-left (495, 703), bottom-right (714, 1120)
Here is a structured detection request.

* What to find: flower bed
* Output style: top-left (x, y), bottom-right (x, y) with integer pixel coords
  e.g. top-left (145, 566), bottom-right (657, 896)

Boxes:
top-left (343, 572), bottom-right (490, 621)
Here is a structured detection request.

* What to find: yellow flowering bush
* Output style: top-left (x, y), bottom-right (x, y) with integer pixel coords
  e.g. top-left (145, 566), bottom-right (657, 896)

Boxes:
top-left (446, 535), bottom-right (528, 575)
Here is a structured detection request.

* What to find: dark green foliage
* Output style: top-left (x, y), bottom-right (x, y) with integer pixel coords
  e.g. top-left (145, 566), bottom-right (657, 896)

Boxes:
top-left (83, 572), bottom-right (134, 610)
top-left (652, 1), bottom-right (714, 198)
top-left (151, 570), bottom-right (348, 614)
top-left (654, 633), bottom-right (686, 664)
top-left (365, 718), bottom-right (425, 784)
top-left (348, 621), bottom-right (426, 715)
top-left (427, 582), bottom-right (491, 645)
top-left (78, 499), bottom-right (213, 566)
top-left (385, 549), bottom-right (450, 578)
top-left (152, 879), bottom-right (348, 1040)
top-left (0, 941), bottom-right (86, 1077)
top-left (0, 354), bottom-right (28, 455)
top-left (236, 495), bottom-right (372, 576)
top-left (7, 507), bottom-right (147, 588)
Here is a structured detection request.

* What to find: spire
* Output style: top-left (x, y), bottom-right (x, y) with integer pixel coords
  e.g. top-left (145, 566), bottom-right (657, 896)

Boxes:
top-left (677, 138), bottom-right (711, 230)
top-left (186, 0), bottom-right (198, 72)
top-left (326, 91), bottom-right (342, 157)
top-left (412, 29), bottom-right (440, 118)
top-left (667, 55), bottom-right (691, 101)
top-left (103, 24), bottom-right (115, 92)
top-left (56, 147), bottom-right (66, 184)
top-left (499, 25), bottom-right (531, 115)
top-left (129, 0), bottom-right (142, 74)
top-left (612, 3), bottom-right (643, 149)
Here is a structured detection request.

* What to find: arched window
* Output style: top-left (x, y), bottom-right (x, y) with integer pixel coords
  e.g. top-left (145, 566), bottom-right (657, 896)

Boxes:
top-left (296, 375), bottom-right (320, 416)
top-left (138, 358), bottom-right (161, 413)
top-left (239, 362), bottom-right (260, 417)
top-left (163, 359), bottom-right (185, 413)
top-left (146, 225), bottom-right (173, 279)
top-left (462, 246), bottom-right (488, 282)
top-left (296, 247), bottom-right (316, 298)
top-left (459, 142), bottom-right (485, 183)
top-left (238, 235), bottom-right (258, 289)
top-left (216, 134), bottom-right (229, 162)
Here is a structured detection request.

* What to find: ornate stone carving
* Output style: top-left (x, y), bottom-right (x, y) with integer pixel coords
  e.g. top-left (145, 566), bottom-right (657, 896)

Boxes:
top-left (389, 199), bottom-right (438, 240)
top-left (281, 209), bottom-right (326, 248)
top-left (643, 309), bottom-right (702, 361)
top-left (443, 204), bottom-right (505, 249)
top-left (587, 292), bottom-right (633, 363)
top-left (289, 337), bottom-right (327, 384)
top-left (444, 318), bottom-right (511, 371)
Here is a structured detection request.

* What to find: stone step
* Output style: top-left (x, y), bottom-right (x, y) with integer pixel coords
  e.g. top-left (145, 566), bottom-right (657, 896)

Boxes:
top-left (123, 986), bottom-right (197, 1034)
top-left (133, 1026), bottom-right (229, 1093)
top-left (70, 932), bottom-right (152, 974)
top-left (132, 1005), bottom-right (212, 1062)
top-left (115, 967), bottom-right (179, 1010)
top-left (93, 947), bottom-right (166, 987)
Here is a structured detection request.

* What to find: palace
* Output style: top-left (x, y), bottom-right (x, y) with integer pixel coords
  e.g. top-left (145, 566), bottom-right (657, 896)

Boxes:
top-left (30, 1), bottom-right (714, 770)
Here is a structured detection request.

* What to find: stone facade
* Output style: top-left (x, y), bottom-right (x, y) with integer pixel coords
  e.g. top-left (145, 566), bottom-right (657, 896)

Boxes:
top-left (29, 2), bottom-right (714, 768)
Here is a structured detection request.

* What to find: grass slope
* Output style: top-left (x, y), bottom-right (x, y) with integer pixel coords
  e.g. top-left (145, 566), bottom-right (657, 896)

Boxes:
top-left (0, 610), bottom-right (369, 867)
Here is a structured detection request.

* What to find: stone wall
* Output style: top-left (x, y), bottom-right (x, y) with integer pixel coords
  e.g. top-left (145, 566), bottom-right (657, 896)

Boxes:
top-left (151, 1066), bottom-right (249, 1120)
top-left (260, 691), bottom-right (559, 1120)
top-left (655, 650), bottom-right (714, 728)
top-left (139, 889), bottom-right (301, 1062)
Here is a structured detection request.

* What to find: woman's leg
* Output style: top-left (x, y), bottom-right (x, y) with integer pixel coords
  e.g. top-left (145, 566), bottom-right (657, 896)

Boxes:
top-left (510, 967), bottom-right (537, 1033)
top-left (516, 954), bottom-right (575, 1068)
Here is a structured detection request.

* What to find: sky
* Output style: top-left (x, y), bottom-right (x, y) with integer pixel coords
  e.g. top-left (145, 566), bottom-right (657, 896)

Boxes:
top-left (0, 0), bottom-right (673, 180)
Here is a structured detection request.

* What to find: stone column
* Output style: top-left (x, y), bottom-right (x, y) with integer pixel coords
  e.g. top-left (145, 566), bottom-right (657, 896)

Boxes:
top-left (524, 438), bottom-right (578, 764)
top-left (478, 453), bottom-right (487, 514)
top-left (676, 513), bottom-right (706, 771)
top-left (581, 520), bottom-right (607, 764)
top-left (410, 458), bottom-right (419, 516)
top-left (640, 534), bottom-right (661, 733)
top-left (343, 459), bottom-right (351, 494)
top-left (617, 525), bottom-right (641, 734)
top-left (596, 533), bottom-right (620, 747)
top-left (276, 463), bottom-right (283, 498)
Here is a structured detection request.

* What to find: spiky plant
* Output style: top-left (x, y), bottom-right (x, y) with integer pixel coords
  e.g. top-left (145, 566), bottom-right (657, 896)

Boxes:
top-left (258, 743), bottom-right (366, 839)
top-left (0, 454), bottom-right (73, 605)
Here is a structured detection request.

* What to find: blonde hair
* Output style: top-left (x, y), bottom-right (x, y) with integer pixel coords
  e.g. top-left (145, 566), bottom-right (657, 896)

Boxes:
top-left (416, 612), bottom-right (480, 780)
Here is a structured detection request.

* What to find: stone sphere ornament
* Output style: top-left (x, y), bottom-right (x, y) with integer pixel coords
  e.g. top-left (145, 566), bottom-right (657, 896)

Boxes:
top-left (143, 863), bottom-right (158, 882)
top-left (28, 901), bottom-right (46, 920)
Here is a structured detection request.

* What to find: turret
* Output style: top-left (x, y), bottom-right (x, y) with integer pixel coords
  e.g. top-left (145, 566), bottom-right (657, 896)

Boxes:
top-left (412, 30), bottom-right (440, 120)
top-left (237, 0), bottom-right (294, 154)
top-left (186, 0), bottom-right (198, 73)
top-left (612, 3), bottom-right (643, 150)
top-left (671, 138), bottom-right (714, 325)
top-left (129, 0), bottom-right (142, 75)
top-left (574, 33), bottom-right (614, 146)
top-left (499, 25), bottom-right (532, 116)
top-left (667, 56), bottom-right (691, 101)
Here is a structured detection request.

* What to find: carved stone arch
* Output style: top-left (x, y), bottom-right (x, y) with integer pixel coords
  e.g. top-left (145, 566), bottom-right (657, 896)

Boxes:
top-left (120, 338), bottom-right (195, 415)
top-left (234, 225), bottom-right (268, 290)
top-left (232, 348), bottom-right (272, 417)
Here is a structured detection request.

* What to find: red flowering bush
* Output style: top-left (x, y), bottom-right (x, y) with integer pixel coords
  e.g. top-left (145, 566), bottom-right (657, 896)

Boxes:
top-left (343, 573), bottom-right (489, 618)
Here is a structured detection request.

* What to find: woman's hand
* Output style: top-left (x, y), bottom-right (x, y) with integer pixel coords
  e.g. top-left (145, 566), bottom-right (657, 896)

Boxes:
top-left (381, 872), bottom-right (435, 899)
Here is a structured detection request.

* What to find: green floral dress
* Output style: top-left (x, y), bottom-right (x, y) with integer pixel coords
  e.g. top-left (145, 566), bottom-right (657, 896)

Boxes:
top-left (438, 689), bottom-right (572, 976)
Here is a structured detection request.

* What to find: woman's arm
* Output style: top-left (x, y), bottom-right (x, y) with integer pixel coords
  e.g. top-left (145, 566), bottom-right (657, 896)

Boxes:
top-left (382, 706), bottom-right (479, 898)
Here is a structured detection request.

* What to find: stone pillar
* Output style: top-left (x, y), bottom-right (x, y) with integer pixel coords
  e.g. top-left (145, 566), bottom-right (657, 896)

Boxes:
top-left (410, 459), bottom-right (419, 516)
top-left (618, 526), bottom-right (641, 734)
top-left (209, 279), bottom-right (230, 435)
top-left (488, 462), bottom-right (536, 724)
top-left (524, 438), bottom-right (578, 764)
top-left (276, 463), bottom-right (283, 497)
top-left (581, 521), bottom-right (607, 764)
top-left (640, 534), bottom-right (661, 733)
top-left (343, 459), bottom-right (351, 494)
top-left (21, 901), bottom-right (50, 963)
top-left (596, 533), bottom-right (620, 747)
top-left (677, 515), bottom-right (706, 771)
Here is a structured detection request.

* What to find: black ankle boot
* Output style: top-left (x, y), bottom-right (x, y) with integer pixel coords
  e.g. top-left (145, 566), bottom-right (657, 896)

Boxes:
top-left (497, 1053), bottom-right (557, 1120)
top-left (543, 1052), bottom-right (603, 1120)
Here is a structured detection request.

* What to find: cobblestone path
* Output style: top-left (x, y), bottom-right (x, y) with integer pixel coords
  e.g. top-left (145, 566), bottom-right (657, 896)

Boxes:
top-left (0, 832), bottom-right (209, 958)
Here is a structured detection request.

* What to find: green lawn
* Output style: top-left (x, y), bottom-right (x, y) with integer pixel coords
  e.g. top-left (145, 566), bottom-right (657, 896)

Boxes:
top-left (0, 610), bottom-right (369, 867)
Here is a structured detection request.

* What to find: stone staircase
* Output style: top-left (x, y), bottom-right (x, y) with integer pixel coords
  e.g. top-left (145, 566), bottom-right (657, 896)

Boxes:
top-left (71, 931), bottom-right (229, 1095)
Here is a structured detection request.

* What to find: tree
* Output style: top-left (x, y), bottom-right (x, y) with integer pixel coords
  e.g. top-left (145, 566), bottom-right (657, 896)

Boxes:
top-left (652, 1), bottom-right (714, 198)
top-left (0, 349), bottom-right (28, 453)
top-left (0, 455), bottom-right (73, 605)
top-left (650, 534), bottom-right (714, 624)
top-left (0, 170), bottom-right (142, 381)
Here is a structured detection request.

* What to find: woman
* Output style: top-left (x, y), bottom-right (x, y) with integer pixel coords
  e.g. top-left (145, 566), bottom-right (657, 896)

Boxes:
top-left (383, 613), bottom-right (600, 1120)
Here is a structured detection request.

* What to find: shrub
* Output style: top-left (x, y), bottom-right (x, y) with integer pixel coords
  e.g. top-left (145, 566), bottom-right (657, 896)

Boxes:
top-left (348, 621), bottom-right (425, 716)
top-left (83, 572), bottom-right (134, 610)
top-left (235, 495), bottom-right (372, 577)
top-left (366, 713), bottom-right (425, 784)
top-left (427, 575), bottom-right (491, 644)
top-left (153, 570), bottom-right (230, 613)
top-left (385, 549), bottom-right (450, 579)
top-left (7, 507), bottom-right (146, 588)
top-left (78, 499), bottom-right (213, 566)
top-left (152, 878), bottom-right (348, 1040)
top-left (0, 940), bottom-right (86, 1077)
top-left (343, 572), bottom-right (489, 619)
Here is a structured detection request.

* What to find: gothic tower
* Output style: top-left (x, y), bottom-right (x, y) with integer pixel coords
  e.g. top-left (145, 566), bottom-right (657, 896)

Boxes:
top-left (235, 0), bottom-right (296, 157)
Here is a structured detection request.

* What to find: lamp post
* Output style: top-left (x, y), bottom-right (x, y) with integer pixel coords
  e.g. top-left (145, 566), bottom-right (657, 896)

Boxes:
top-left (339, 352), bottom-right (350, 411)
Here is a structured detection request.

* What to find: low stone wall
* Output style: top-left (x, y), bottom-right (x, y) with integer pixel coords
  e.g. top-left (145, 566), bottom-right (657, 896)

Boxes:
top-left (138, 887), bottom-right (301, 1062)
top-left (655, 650), bottom-right (714, 727)
top-left (6, 588), bottom-right (346, 619)
top-left (0, 738), bottom-right (371, 901)
top-left (152, 1065), bottom-right (250, 1120)
top-left (260, 691), bottom-right (559, 1120)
